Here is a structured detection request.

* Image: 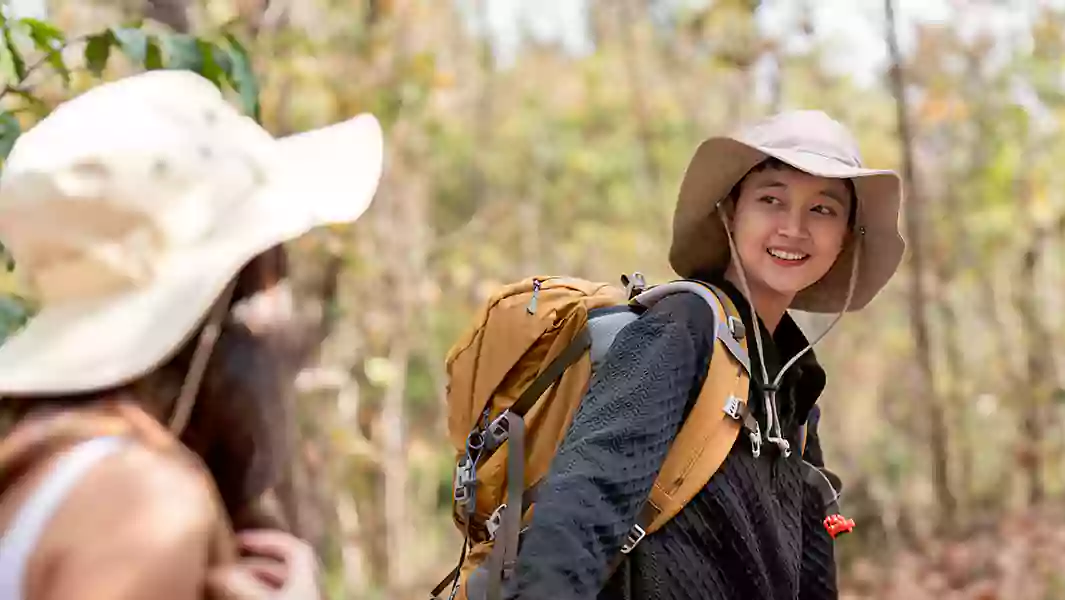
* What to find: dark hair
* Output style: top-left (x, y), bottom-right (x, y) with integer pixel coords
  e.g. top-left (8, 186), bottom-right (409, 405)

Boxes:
top-left (3, 245), bottom-right (302, 529)
top-left (728, 157), bottom-right (858, 229)
top-left (178, 246), bottom-right (301, 526)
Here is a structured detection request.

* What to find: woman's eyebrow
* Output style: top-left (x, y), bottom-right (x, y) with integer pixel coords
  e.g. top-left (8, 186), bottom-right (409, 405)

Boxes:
top-left (754, 180), bottom-right (849, 207)
top-left (756, 180), bottom-right (788, 191)
top-left (820, 188), bottom-right (848, 205)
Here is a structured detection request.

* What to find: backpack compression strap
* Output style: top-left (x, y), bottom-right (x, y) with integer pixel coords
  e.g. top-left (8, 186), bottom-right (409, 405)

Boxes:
top-left (437, 328), bottom-right (593, 600)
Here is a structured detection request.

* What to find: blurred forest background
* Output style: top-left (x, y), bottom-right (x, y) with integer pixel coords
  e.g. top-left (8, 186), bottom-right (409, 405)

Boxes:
top-left (5, 0), bottom-right (1065, 598)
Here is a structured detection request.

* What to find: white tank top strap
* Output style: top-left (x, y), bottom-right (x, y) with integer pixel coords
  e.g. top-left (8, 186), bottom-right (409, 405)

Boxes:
top-left (0, 436), bottom-right (129, 600)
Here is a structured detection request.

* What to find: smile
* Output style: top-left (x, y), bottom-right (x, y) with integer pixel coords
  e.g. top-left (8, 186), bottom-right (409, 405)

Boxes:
top-left (767, 248), bottom-right (809, 263)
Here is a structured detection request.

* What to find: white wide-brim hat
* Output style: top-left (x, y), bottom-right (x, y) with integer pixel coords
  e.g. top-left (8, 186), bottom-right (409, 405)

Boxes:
top-left (0, 69), bottom-right (384, 396)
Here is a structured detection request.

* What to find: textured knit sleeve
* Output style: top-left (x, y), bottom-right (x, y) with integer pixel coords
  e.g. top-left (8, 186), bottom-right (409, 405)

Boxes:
top-left (798, 405), bottom-right (840, 600)
top-left (505, 292), bottom-right (717, 600)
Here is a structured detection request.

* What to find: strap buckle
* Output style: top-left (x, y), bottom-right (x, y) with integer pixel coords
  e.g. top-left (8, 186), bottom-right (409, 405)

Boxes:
top-left (620, 524), bottom-right (646, 554)
top-left (748, 422), bottom-right (763, 458)
top-left (453, 456), bottom-right (475, 505)
top-left (621, 272), bottom-right (647, 300)
top-left (484, 411), bottom-right (511, 450)
top-left (486, 503), bottom-right (507, 540)
top-left (727, 315), bottom-right (745, 340)
top-left (722, 395), bottom-right (745, 420)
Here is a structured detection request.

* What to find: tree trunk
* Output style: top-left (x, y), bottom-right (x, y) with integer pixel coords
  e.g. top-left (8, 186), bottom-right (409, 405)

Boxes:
top-left (935, 247), bottom-right (967, 522)
top-left (376, 5), bottom-right (427, 583)
top-left (1016, 248), bottom-right (1047, 505)
top-left (884, 0), bottom-right (956, 531)
top-left (380, 337), bottom-right (411, 594)
top-left (1013, 159), bottom-right (1060, 506)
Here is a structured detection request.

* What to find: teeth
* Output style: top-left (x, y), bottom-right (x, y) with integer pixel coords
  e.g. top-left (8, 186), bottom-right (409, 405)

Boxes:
top-left (767, 248), bottom-right (808, 261)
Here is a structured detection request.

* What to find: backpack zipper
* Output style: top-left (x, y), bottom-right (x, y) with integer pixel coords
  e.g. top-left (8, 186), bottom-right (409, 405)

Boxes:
top-left (527, 278), bottom-right (542, 314)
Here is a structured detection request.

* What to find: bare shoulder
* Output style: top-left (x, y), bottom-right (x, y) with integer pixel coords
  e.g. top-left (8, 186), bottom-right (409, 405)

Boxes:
top-left (62, 441), bottom-right (218, 534)
top-left (34, 441), bottom-right (225, 600)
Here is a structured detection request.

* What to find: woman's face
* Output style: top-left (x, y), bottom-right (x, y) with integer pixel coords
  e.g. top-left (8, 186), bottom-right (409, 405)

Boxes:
top-left (728, 165), bottom-right (852, 304)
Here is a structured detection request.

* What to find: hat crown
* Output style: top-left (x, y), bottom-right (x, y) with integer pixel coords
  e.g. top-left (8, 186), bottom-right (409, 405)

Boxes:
top-left (739, 110), bottom-right (863, 168)
top-left (0, 71), bottom-right (274, 305)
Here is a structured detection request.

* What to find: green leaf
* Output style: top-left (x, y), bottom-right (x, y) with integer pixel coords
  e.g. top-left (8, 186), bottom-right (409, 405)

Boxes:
top-left (111, 27), bottom-right (148, 64)
top-left (162, 33), bottom-right (204, 72)
top-left (221, 33), bottom-right (260, 121)
top-left (82, 30), bottom-right (112, 76)
top-left (18, 18), bottom-right (63, 43)
top-left (0, 290), bottom-right (31, 343)
top-left (45, 47), bottom-right (69, 83)
top-left (144, 36), bottom-right (162, 70)
top-left (195, 41), bottom-right (226, 89)
top-left (3, 26), bottom-right (26, 81)
top-left (83, 30), bottom-right (113, 76)
top-left (0, 31), bottom-right (16, 83)
top-left (20, 18), bottom-right (68, 83)
top-left (0, 111), bottom-right (21, 161)
top-left (210, 44), bottom-right (233, 75)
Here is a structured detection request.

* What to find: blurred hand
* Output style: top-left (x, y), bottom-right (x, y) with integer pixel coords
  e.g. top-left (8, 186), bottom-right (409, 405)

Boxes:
top-left (207, 530), bottom-right (322, 600)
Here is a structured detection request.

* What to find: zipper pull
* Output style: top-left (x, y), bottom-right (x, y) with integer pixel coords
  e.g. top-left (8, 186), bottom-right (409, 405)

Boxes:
top-left (527, 278), bottom-right (542, 314)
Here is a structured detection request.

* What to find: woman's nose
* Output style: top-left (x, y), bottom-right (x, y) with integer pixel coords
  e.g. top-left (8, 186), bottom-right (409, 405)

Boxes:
top-left (777, 209), bottom-right (809, 239)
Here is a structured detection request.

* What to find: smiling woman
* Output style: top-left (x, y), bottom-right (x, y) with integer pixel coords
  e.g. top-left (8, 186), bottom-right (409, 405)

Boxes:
top-left (505, 110), bottom-right (906, 600)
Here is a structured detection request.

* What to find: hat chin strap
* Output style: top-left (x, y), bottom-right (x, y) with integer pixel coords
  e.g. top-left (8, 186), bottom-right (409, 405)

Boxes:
top-left (718, 209), bottom-right (864, 457)
top-left (167, 281), bottom-right (238, 437)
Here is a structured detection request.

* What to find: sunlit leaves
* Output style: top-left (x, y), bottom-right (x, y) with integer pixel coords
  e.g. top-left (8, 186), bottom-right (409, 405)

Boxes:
top-left (221, 33), bottom-right (260, 121)
top-left (0, 20), bottom-right (264, 165)
top-left (1, 21), bottom-right (24, 81)
top-left (21, 18), bottom-right (67, 83)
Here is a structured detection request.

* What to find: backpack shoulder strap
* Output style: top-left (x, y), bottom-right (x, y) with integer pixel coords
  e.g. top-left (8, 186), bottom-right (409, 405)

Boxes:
top-left (607, 281), bottom-right (755, 567)
top-left (640, 281), bottom-right (753, 531)
top-left (630, 281), bottom-right (750, 374)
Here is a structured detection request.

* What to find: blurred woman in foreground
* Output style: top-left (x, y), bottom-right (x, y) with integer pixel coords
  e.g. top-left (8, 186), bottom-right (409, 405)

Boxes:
top-left (0, 69), bottom-right (383, 599)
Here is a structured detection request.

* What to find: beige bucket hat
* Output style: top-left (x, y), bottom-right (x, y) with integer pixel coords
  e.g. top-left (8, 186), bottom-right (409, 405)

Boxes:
top-left (669, 110), bottom-right (905, 313)
top-left (0, 69), bottom-right (384, 396)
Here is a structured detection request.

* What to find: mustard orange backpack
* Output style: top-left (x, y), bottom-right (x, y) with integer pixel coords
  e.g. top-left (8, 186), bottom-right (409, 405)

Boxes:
top-left (431, 273), bottom-right (837, 600)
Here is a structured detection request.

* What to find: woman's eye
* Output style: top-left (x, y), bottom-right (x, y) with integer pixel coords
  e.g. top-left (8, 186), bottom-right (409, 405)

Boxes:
top-left (812, 205), bottom-right (838, 216)
top-left (758, 195), bottom-right (781, 205)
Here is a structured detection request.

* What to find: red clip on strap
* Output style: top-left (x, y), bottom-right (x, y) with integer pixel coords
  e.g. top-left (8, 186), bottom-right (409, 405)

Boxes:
top-left (823, 514), bottom-right (855, 539)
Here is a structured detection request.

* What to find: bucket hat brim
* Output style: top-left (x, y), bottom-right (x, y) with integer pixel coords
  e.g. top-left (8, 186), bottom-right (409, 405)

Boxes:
top-left (669, 136), bottom-right (905, 313)
top-left (0, 113), bottom-right (384, 396)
